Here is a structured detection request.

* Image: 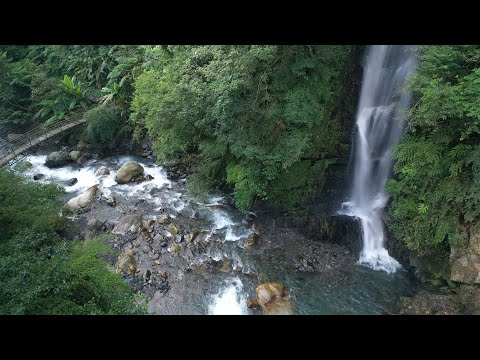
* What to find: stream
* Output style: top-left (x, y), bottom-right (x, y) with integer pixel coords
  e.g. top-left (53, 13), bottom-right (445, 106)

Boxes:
top-left (13, 152), bottom-right (417, 314)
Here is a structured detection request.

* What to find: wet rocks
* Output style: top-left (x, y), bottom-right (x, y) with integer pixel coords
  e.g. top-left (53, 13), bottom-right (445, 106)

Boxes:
top-left (45, 150), bottom-right (71, 168)
top-left (66, 178), bottom-right (78, 186)
top-left (96, 167), bottom-right (110, 176)
top-left (69, 150), bottom-right (82, 162)
top-left (106, 194), bottom-right (117, 207)
top-left (115, 250), bottom-right (137, 275)
top-left (168, 224), bottom-right (179, 236)
top-left (33, 173), bottom-right (45, 181)
top-left (220, 260), bottom-right (232, 272)
top-left (244, 233), bottom-right (258, 248)
top-left (169, 243), bottom-right (180, 253)
top-left (185, 231), bottom-right (199, 245)
top-left (115, 161), bottom-right (144, 184)
top-left (13, 160), bottom-right (32, 173)
top-left (112, 213), bottom-right (143, 236)
top-left (158, 213), bottom-right (171, 225)
top-left (77, 152), bottom-right (92, 166)
top-left (256, 282), bottom-right (293, 315)
top-left (66, 185), bottom-right (101, 212)
top-left (294, 243), bottom-right (354, 273)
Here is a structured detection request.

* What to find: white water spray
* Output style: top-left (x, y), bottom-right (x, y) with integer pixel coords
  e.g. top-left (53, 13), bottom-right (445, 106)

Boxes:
top-left (208, 278), bottom-right (248, 315)
top-left (341, 45), bottom-right (417, 273)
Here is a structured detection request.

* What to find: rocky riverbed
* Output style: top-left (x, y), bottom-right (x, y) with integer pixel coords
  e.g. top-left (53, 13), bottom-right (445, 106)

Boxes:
top-left (10, 144), bottom-right (419, 314)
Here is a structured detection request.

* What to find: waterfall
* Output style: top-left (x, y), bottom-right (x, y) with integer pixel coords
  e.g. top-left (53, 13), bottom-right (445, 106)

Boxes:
top-left (341, 45), bottom-right (417, 273)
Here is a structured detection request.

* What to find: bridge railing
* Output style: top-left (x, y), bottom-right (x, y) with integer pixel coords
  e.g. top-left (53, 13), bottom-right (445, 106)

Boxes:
top-left (0, 118), bottom-right (86, 165)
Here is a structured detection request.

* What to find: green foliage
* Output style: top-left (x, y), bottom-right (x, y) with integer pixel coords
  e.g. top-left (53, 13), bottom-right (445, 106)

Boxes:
top-left (132, 45), bottom-right (352, 210)
top-left (83, 104), bottom-right (130, 146)
top-left (0, 169), bottom-right (146, 314)
top-left (387, 45), bottom-right (480, 258)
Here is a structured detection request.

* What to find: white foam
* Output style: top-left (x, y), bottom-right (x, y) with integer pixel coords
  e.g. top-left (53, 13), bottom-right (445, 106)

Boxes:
top-left (208, 278), bottom-right (248, 315)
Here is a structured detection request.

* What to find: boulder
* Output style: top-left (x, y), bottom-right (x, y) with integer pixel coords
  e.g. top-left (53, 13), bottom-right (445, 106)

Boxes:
top-left (158, 213), bottom-right (172, 225)
top-left (69, 150), bottom-right (82, 162)
top-left (96, 167), bottom-right (110, 176)
top-left (256, 282), bottom-right (293, 315)
top-left (185, 231), bottom-right (199, 244)
top-left (106, 194), bottom-right (117, 207)
top-left (244, 233), bottom-right (259, 248)
top-left (115, 250), bottom-right (137, 275)
top-left (13, 160), bottom-right (32, 173)
top-left (65, 185), bottom-right (101, 212)
top-left (76, 152), bottom-right (92, 166)
top-left (450, 226), bottom-right (480, 284)
top-left (33, 173), bottom-right (45, 181)
top-left (84, 218), bottom-right (105, 241)
top-left (169, 243), bottom-right (180, 253)
top-left (112, 213), bottom-right (143, 236)
top-left (77, 140), bottom-right (89, 150)
top-left (168, 224), bottom-right (179, 236)
top-left (45, 151), bottom-right (71, 168)
top-left (66, 178), bottom-right (78, 186)
top-left (115, 162), bottom-right (144, 184)
top-left (220, 260), bottom-right (232, 272)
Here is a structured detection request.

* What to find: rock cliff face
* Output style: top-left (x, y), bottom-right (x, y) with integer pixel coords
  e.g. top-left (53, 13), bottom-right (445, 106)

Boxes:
top-left (303, 46), bottom-right (363, 253)
top-left (450, 226), bottom-right (480, 284)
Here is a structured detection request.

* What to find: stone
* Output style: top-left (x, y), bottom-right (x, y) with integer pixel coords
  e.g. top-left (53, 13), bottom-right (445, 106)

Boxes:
top-left (160, 241), bottom-right (168, 248)
top-left (115, 162), bottom-right (144, 184)
top-left (145, 174), bottom-right (154, 181)
top-left (143, 245), bottom-right (152, 254)
top-left (174, 234), bottom-right (183, 243)
top-left (66, 178), bottom-right (78, 186)
top-left (244, 233), bottom-right (259, 248)
top-left (169, 243), bottom-right (180, 253)
top-left (69, 150), bottom-right (82, 162)
top-left (450, 226), bottom-right (480, 284)
top-left (168, 224), bottom-right (179, 236)
top-left (185, 231), bottom-right (199, 244)
top-left (33, 173), bottom-right (45, 181)
top-left (13, 160), bottom-right (32, 173)
top-left (96, 167), bottom-right (110, 176)
top-left (112, 213), bottom-right (143, 236)
top-left (256, 282), bottom-right (293, 315)
top-left (66, 185), bottom-right (101, 212)
top-left (247, 298), bottom-right (260, 309)
top-left (115, 250), bottom-right (137, 275)
top-left (106, 194), bottom-right (117, 207)
top-left (153, 234), bottom-right (164, 243)
top-left (220, 260), bottom-right (232, 273)
top-left (77, 140), bottom-right (89, 150)
top-left (150, 252), bottom-right (160, 260)
top-left (158, 213), bottom-right (171, 225)
top-left (45, 151), bottom-right (71, 168)
top-left (76, 152), bottom-right (92, 166)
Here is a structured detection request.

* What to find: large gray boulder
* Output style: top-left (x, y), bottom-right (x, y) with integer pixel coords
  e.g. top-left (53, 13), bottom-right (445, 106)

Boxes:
top-left (115, 250), bottom-right (137, 275)
top-left (69, 150), bottom-right (82, 162)
top-left (45, 151), bottom-right (71, 168)
top-left (112, 213), bottom-right (143, 236)
top-left (115, 162), bottom-right (144, 184)
top-left (65, 185), bottom-right (101, 212)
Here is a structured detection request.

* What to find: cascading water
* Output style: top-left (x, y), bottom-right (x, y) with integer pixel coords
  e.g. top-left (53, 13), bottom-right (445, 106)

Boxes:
top-left (341, 45), bottom-right (417, 274)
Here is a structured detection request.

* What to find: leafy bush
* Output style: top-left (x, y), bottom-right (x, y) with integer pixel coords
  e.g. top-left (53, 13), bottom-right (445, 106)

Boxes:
top-left (83, 104), bottom-right (131, 146)
top-left (0, 169), bottom-right (146, 314)
top-left (132, 45), bottom-right (352, 210)
top-left (387, 45), bottom-right (480, 257)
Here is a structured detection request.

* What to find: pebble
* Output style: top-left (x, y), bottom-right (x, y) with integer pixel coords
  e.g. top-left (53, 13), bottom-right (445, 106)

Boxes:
top-left (143, 245), bottom-right (152, 254)
top-left (160, 241), bottom-right (168, 248)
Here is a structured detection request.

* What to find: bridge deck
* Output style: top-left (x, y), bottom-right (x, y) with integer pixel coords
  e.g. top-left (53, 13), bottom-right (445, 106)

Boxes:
top-left (0, 118), bottom-right (87, 166)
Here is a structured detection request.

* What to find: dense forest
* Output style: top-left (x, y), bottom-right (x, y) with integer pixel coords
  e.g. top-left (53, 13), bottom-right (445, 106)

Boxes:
top-left (1, 45), bottom-right (480, 314)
